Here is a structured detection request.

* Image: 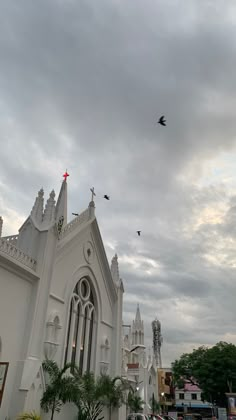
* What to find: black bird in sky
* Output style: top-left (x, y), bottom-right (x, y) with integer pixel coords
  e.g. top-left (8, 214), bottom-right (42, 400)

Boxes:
top-left (137, 231), bottom-right (141, 236)
top-left (72, 212), bottom-right (79, 216)
top-left (158, 115), bottom-right (166, 126)
top-left (104, 195), bottom-right (110, 200)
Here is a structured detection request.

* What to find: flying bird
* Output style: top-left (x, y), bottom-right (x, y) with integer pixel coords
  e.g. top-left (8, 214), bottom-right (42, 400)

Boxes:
top-left (104, 195), bottom-right (110, 200)
top-left (158, 115), bottom-right (166, 126)
top-left (137, 231), bottom-right (141, 236)
top-left (72, 213), bottom-right (79, 216)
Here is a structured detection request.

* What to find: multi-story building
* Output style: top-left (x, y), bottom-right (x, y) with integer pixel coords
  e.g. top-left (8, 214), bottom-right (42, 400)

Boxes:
top-left (157, 368), bottom-right (175, 410)
top-left (175, 382), bottom-right (211, 414)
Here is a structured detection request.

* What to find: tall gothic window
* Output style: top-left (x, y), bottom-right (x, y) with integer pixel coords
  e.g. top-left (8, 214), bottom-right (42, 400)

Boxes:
top-left (64, 277), bottom-right (95, 373)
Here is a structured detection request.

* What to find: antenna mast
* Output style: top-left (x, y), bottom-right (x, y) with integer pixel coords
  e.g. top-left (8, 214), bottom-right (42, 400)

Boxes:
top-left (152, 318), bottom-right (163, 367)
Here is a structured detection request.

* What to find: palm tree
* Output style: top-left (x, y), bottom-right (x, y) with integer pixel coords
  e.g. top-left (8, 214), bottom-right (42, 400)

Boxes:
top-left (98, 374), bottom-right (128, 420)
top-left (128, 392), bottom-right (145, 413)
top-left (17, 413), bottom-right (41, 420)
top-left (73, 371), bottom-right (104, 420)
top-left (41, 359), bottom-right (79, 420)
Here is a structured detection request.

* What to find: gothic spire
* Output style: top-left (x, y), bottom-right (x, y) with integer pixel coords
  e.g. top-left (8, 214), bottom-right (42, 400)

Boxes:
top-left (135, 304), bottom-right (141, 325)
top-left (132, 304), bottom-right (144, 345)
top-left (55, 179), bottom-right (67, 226)
top-left (31, 188), bottom-right (44, 224)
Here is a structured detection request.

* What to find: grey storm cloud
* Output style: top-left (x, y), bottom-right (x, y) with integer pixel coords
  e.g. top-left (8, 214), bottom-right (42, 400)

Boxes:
top-left (1, 0), bottom-right (236, 364)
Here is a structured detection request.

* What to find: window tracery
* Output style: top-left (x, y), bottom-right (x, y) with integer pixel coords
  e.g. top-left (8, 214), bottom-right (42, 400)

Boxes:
top-left (64, 277), bottom-right (95, 373)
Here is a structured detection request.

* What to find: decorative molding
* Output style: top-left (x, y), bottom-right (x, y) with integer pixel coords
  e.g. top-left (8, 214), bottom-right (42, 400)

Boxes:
top-left (1, 234), bottom-right (18, 246)
top-left (44, 313), bottom-right (62, 359)
top-left (0, 238), bottom-right (37, 270)
top-left (100, 361), bottom-right (109, 375)
top-left (90, 221), bottom-right (118, 303)
top-left (44, 341), bottom-right (59, 359)
top-left (83, 240), bottom-right (94, 264)
top-left (101, 320), bottom-right (114, 328)
top-left (49, 293), bottom-right (65, 304)
top-left (59, 208), bottom-right (90, 240)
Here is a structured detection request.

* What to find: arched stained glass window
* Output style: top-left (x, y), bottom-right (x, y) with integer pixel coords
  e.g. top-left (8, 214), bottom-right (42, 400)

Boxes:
top-left (64, 277), bottom-right (96, 373)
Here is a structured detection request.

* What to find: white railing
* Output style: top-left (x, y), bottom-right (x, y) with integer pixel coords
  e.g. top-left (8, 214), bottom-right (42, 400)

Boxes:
top-left (0, 238), bottom-right (37, 271)
top-left (60, 208), bottom-right (90, 239)
top-left (1, 234), bottom-right (19, 245)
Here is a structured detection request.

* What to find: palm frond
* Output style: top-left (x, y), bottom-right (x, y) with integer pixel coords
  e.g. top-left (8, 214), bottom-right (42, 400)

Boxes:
top-left (17, 412), bottom-right (41, 420)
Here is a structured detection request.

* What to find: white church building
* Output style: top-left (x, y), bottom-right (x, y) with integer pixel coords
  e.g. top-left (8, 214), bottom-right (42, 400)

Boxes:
top-left (0, 176), bottom-right (124, 419)
top-left (122, 305), bottom-right (158, 416)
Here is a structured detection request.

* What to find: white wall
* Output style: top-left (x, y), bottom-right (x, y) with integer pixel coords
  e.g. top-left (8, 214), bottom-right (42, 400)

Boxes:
top-left (175, 390), bottom-right (204, 405)
top-left (0, 265), bottom-right (36, 419)
top-left (50, 225), bottom-right (115, 375)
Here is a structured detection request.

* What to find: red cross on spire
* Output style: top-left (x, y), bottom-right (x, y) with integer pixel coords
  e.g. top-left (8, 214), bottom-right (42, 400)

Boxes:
top-left (63, 170), bottom-right (69, 181)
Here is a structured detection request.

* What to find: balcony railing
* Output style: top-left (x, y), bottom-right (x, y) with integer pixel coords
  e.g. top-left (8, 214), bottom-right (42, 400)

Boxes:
top-left (0, 238), bottom-right (37, 270)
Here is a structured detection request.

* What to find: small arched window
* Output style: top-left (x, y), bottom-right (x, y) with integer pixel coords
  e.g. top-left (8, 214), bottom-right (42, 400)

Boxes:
top-left (64, 277), bottom-right (95, 373)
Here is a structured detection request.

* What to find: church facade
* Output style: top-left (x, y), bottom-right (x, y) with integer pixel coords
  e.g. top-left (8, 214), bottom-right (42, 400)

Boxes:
top-left (0, 178), bottom-right (124, 419)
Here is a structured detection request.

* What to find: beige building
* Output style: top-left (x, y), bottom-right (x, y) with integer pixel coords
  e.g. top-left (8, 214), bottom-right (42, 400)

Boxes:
top-left (157, 368), bottom-right (175, 410)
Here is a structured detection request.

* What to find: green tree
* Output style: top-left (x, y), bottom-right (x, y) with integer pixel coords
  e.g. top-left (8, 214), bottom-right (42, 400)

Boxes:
top-left (73, 371), bottom-right (104, 420)
top-left (41, 360), bottom-right (79, 420)
top-left (172, 341), bottom-right (236, 407)
top-left (98, 375), bottom-right (128, 420)
top-left (127, 392), bottom-right (145, 412)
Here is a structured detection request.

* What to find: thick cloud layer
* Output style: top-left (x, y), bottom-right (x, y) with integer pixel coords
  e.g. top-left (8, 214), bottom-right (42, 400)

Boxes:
top-left (1, 0), bottom-right (236, 365)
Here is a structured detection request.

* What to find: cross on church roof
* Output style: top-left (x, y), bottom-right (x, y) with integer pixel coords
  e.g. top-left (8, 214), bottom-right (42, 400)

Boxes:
top-left (90, 187), bottom-right (96, 201)
top-left (63, 170), bottom-right (69, 181)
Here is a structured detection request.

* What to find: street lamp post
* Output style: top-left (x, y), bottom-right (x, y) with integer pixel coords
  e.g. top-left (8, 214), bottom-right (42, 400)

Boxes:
top-left (161, 392), bottom-right (166, 414)
top-left (129, 345), bottom-right (146, 353)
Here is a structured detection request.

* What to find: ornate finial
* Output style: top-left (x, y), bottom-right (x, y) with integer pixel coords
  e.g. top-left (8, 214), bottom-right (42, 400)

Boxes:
top-left (50, 190), bottom-right (56, 199)
top-left (0, 216), bottom-right (3, 237)
top-left (111, 254), bottom-right (120, 284)
top-left (63, 170), bottom-right (69, 181)
top-left (31, 188), bottom-right (44, 223)
top-left (57, 215), bottom-right (64, 234)
top-left (43, 189), bottom-right (56, 225)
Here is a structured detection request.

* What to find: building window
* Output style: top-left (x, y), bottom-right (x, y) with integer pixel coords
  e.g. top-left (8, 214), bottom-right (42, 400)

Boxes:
top-left (191, 393), bottom-right (197, 400)
top-left (179, 393), bottom-right (185, 400)
top-left (64, 277), bottom-right (95, 373)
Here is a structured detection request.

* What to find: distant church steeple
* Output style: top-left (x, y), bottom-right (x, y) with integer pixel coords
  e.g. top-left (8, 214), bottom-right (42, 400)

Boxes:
top-left (132, 304), bottom-right (144, 345)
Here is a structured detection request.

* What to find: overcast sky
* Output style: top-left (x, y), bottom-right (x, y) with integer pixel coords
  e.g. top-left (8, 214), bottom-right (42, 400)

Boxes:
top-left (1, 0), bottom-right (236, 366)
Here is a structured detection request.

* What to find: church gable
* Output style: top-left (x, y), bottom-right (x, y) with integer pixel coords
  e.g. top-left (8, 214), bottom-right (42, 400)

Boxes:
top-left (52, 213), bottom-right (118, 307)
